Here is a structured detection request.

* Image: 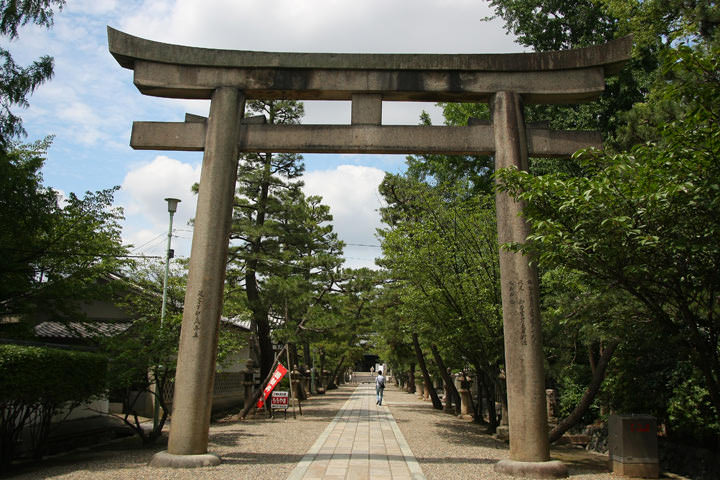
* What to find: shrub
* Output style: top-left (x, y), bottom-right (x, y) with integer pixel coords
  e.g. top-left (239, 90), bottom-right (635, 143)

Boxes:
top-left (0, 344), bottom-right (106, 471)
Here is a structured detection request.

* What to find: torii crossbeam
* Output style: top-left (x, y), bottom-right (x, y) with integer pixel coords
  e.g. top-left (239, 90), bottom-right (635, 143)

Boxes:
top-left (109, 26), bottom-right (630, 477)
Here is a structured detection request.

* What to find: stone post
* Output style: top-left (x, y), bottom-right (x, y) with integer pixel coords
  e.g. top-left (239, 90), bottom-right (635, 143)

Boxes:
top-left (302, 368), bottom-right (311, 397)
top-left (415, 377), bottom-right (424, 399)
top-left (151, 87), bottom-right (245, 468)
top-left (291, 365), bottom-right (305, 401)
top-left (317, 370), bottom-right (327, 394)
top-left (492, 91), bottom-right (567, 478)
top-left (502, 400), bottom-right (509, 426)
top-left (459, 372), bottom-right (473, 418)
top-left (546, 389), bottom-right (558, 422)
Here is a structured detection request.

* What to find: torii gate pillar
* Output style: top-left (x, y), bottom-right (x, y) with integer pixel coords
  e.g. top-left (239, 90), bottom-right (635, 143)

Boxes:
top-left (493, 91), bottom-right (567, 478)
top-left (151, 87), bottom-right (245, 468)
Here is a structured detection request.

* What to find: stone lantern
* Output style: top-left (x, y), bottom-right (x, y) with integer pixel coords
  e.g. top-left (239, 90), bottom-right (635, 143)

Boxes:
top-left (458, 371), bottom-right (473, 418)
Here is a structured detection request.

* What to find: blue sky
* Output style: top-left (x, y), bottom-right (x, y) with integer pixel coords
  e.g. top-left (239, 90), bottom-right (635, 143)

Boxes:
top-left (9, 0), bottom-right (520, 268)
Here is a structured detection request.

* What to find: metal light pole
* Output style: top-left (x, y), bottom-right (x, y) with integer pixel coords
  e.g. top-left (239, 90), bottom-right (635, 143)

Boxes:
top-left (154, 197), bottom-right (180, 430)
top-left (160, 198), bottom-right (181, 325)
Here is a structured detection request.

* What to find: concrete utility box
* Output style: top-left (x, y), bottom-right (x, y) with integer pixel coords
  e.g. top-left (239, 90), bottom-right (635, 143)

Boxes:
top-left (608, 414), bottom-right (659, 478)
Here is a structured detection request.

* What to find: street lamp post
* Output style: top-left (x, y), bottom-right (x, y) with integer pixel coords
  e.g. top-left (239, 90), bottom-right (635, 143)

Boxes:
top-left (161, 198), bottom-right (181, 326)
top-left (154, 197), bottom-right (181, 430)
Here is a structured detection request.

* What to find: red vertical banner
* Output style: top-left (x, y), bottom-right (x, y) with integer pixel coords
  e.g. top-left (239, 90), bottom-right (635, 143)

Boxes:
top-left (257, 363), bottom-right (288, 408)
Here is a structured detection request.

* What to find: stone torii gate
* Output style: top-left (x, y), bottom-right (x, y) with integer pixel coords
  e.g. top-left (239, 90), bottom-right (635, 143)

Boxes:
top-left (108, 27), bottom-right (630, 477)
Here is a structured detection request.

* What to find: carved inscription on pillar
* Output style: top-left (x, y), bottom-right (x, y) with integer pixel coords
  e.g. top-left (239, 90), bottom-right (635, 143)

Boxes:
top-left (507, 280), bottom-right (527, 346)
top-left (193, 289), bottom-right (204, 337)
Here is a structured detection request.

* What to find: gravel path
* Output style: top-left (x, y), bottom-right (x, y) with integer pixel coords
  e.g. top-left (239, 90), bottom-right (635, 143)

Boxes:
top-left (6, 384), bottom-right (637, 479)
top-left (383, 386), bottom-right (616, 480)
top-left (8, 387), bottom-right (352, 479)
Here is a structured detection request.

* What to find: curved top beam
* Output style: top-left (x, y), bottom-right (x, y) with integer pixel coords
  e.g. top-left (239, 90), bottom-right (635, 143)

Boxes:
top-left (108, 26), bottom-right (631, 75)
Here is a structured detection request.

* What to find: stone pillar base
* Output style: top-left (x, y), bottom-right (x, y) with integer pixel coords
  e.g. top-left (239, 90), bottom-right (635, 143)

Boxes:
top-left (494, 459), bottom-right (568, 478)
top-left (149, 451), bottom-right (221, 468)
top-left (611, 460), bottom-right (659, 478)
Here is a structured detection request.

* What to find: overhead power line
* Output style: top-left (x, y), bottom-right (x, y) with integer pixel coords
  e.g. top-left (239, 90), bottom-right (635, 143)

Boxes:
top-left (4, 247), bottom-right (161, 259)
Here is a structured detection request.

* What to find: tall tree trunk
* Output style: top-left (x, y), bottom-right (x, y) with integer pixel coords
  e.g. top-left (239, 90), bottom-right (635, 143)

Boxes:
top-left (239, 308), bottom-right (316, 419)
top-left (239, 344), bottom-right (288, 419)
top-left (485, 372), bottom-right (499, 432)
top-left (549, 340), bottom-right (620, 443)
top-left (328, 355), bottom-right (345, 389)
top-left (249, 301), bottom-right (274, 383)
top-left (288, 342), bottom-right (298, 369)
top-left (479, 370), bottom-right (499, 432)
top-left (245, 152), bottom-right (274, 381)
top-left (317, 350), bottom-right (326, 392)
top-left (682, 313), bottom-right (720, 418)
top-left (476, 374), bottom-right (489, 425)
top-left (430, 344), bottom-right (461, 413)
top-left (408, 363), bottom-right (416, 393)
top-left (412, 333), bottom-right (443, 409)
top-left (303, 340), bottom-right (312, 369)
top-left (497, 377), bottom-right (509, 425)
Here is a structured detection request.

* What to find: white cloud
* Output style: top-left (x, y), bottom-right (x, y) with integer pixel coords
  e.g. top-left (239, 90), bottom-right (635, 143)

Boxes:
top-left (303, 165), bottom-right (387, 269)
top-left (302, 101), bottom-right (444, 126)
top-left (66, 0), bottom-right (119, 15)
top-left (118, 155), bottom-right (201, 256)
top-left (124, 228), bottom-right (167, 257)
top-left (10, 0), bottom-right (525, 267)
top-left (120, 159), bottom-right (388, 267)
top-left (119, 0), bottom-right (520, 54)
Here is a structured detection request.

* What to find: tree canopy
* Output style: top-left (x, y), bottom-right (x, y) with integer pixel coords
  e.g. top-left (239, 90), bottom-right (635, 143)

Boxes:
top-left (496, 43), bottom-right (720, 422)
top-left (0, 139), bottom-right (128, 320)
top-left (0, 0), bottom-right (65, 148)
top-left (224, 99), bottom-right (344, 382)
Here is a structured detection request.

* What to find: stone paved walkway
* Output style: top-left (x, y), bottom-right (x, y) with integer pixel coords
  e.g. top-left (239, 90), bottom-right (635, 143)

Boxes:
top-left (287, 384), bottom-right (425, 480)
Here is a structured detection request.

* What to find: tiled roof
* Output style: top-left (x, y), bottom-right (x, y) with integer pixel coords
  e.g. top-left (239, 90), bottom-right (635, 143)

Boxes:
top-left (34, 321), bottom-right (133, 339)
top-left (221, 316), bottom-right (251, 331)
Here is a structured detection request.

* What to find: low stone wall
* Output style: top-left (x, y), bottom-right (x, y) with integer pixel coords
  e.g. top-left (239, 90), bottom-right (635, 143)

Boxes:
top-left (353, 372), bottom-right (376, 384)
top-left (152, 372), bottom-right (249, 417)
top-left (211, 372), bottom-right (246, 411)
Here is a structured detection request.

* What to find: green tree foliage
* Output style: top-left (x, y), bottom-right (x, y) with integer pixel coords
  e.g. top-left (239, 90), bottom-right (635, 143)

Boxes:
top-left (0, 345), bottom-right (106, 471)
top-left (311, 267), bottom-right (382, 387)
top-left (468, 0), bottom-right (720, 450)
top-left (0, 139), bottom-right (128, 320)
top-left (487, 0), bottom-right (621, 50)
top-left (0, 0), bottom-right (65, 147)
top-left (405, 110), bottom-right (495, 195)
top-left (99, 262), bottom-right (184, 444)
top-left (377, 174), bottom-right (505, 427)
top-left (486, 0), bottom-right (658, 145)
top-left (372, 280), bottom-right (415, 382)
top-left (496, 44), bottom-right (720, 437)
top-left (601, 0), bottom-right (720, 47)
top-left (101, 260), bottom-right (248, 443)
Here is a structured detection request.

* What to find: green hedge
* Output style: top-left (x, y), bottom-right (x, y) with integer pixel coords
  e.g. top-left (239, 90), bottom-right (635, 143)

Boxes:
top-left (1, 344), bottom-right (108, 470)
top-left (0, 344), bottom-right (107, 405)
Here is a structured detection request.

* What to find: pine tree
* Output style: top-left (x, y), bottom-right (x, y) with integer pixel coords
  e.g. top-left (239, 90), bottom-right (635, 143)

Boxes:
top-left (226, 100), bottom-right (343, 382)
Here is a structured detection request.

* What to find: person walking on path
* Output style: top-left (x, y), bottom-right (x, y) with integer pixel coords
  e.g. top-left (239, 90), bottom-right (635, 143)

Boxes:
top-left (375, 370), bottom-right (386, 405)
